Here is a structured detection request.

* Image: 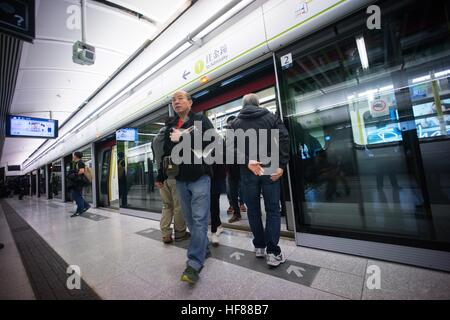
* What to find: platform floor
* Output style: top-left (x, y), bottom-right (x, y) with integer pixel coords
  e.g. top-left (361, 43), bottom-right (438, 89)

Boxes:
top-left (1, 196), bottom-right (450, 300)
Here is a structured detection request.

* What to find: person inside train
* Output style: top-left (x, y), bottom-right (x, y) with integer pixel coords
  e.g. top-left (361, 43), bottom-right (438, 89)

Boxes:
top-left (67, 151), bottom-right (91, 217)
top-left (225, 115), bottom-right (244, 223)
top-left (209, 143), bottom-right (227, 247)
top-left (157, 90), bottom-right (215, 284)
top-left (228, 93), bottom-right (290, 267)
top-left (117, 152), bottom-right (129, 208)
top-left (154, 118), bottom-right (189, 244)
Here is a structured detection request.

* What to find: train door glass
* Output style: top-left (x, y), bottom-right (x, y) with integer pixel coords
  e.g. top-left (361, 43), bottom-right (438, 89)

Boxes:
top-left (39, 168), bottom-right (46, 196)
top-left (99, 149), bottom-right (111, 207)
top-left (47, 164), bottom-right (52, 199)
top-left (64, 155), bottom-right (73, 201)
top-left (79, 146), bottom-right (93, 203)
top-left (276, 0), bottom-right (450, 250)
top-left (116, 113), bottom-right (167, 213)
top-left (51, 160), bottom-right (62, 199)
top-left (109, 145), bottom-right (120, 208)
top-left (203, 87), bottom-right (291, 231)
top-left (31, 173), bottom-right (36, 195)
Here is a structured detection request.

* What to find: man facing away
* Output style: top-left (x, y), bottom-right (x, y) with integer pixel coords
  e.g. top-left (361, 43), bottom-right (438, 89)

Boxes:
top-left (155, 118), bottom-right (190, 244)
top-left (69, 151), bottom-right (91, 217)
top-left (230, 93), bottom-right (290, 267)
top-left (160, 90), bottom-right (214, 284)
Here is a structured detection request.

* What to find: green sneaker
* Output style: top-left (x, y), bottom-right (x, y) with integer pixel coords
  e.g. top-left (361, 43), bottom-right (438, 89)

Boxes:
top-left (181, 266), bottom-right (199, 284)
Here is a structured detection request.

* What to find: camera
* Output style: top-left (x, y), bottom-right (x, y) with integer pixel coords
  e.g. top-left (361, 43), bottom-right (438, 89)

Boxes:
top-left (72, 41), bottom-right (96, 65)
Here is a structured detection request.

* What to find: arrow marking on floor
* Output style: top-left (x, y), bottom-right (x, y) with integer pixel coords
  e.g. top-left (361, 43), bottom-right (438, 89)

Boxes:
top-left (230, 252), bottom-right (245, 260)
top-left (287, 265), bottom-right (306, 278)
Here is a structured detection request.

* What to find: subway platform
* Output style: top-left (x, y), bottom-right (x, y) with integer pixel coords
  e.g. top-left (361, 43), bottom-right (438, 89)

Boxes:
top-left (1, 197), bottom-right (450, 300)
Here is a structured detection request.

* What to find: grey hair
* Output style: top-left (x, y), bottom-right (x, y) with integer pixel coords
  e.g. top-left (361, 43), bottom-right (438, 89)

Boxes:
top-left (242, 93), bottom-right (260, 107)
top-left (172, 90), bottom-right (192, 102)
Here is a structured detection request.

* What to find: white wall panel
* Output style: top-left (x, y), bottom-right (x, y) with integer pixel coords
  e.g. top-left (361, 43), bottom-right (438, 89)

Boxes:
top-left (264, 0), bottom-right (372, 50)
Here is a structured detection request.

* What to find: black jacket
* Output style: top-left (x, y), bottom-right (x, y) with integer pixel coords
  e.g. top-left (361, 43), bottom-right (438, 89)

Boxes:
top-left (229, 105), bottom-right (290, 171)
top-left (157, 111), bottom-right (215, 182)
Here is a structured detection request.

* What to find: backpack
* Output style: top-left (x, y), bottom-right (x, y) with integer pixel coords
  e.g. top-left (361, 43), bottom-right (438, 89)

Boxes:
top-left (84, 166), bottom-right (93, 183)
top-left (77, 162), bottom-right (93, 183)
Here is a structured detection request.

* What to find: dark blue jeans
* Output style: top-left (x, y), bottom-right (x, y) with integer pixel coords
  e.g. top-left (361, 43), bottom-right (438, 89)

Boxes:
top-left (71, 189), bottom-right (89, 213)
top-left (241, 169), bottom-right (281, 255)
top-left (176, 175), bottom-right (211, 272)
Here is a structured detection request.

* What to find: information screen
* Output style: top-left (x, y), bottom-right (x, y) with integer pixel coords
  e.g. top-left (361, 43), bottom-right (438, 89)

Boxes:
top-left (6, 115), bottom-right (58, 138)
top-left (116, 128), bottom-right (138, 141)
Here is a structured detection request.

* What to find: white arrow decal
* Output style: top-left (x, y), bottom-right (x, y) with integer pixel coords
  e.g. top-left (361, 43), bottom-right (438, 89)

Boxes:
top-left (230, 252), bottom-right (245, 261)
top-left (287, 265), bottom-right (306, 278)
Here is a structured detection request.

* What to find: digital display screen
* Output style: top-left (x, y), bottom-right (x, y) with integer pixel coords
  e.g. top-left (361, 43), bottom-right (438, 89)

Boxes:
top-left (413, 99), bottom-right (450, 138)
top-left (6, 115), bottom-right (58, 139)
top-left (116, 128), bottom-right (138, 141)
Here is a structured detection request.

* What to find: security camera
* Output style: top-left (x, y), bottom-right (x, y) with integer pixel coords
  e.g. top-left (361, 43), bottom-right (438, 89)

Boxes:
top-left (73, 41), bottom-right (96, 66)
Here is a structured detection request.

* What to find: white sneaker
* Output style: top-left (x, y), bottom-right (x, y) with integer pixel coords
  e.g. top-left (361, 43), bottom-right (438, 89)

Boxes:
top-left (255, 248), bottom-right (266, 258)
top-left (211, 233), bottom-right (219, 247)
top-left (216, 226), bottom-right (224, 236)
top-left (266, 253), bottom-right (286, 267)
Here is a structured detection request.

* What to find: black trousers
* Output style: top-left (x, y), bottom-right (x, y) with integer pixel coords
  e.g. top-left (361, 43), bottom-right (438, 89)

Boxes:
top-left (228, 175), bottom-right (241, 218)
top-left (210, 192), bottom-right (222, 233)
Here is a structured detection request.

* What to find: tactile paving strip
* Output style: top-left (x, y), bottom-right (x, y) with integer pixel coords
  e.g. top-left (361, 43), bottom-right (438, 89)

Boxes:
top-left (1, 200), bottom-right (100, 300)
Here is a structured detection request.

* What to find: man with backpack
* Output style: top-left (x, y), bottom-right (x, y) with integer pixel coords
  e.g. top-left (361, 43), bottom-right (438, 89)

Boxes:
top-left (154, 118), bottom-right (189, 244)
top-left (68, 151), bottom-right (91, 217)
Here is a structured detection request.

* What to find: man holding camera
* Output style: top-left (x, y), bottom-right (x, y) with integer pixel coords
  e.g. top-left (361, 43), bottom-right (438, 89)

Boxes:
top-left (157, 90), bottom-right (214, 285)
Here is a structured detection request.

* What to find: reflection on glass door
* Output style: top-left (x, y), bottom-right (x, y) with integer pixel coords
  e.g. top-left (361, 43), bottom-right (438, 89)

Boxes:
top-left (50, 160), bottom-right (62, 199)
top-left (117, 112), bottom-right (168, 214)
top-left (277, 0), bottom-right (450, 250)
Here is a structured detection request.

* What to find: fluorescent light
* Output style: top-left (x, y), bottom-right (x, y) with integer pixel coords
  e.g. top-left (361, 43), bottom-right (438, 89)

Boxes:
top-left (192, 90), bottom-right (209, 99)
top-left (412, 75), bottom-right (431, 84)
top-left (260, 94), bottom-right (276, 104)
top-left (379, 85), bottom-right (394, 92)
top-left (356, 36), bottom-right (369, 70)
top-left (193, 0), bottom-right (254, 40)
top-left (220, 74), bottom-right (243, 86)
top-left (347, 95), bottom-right (355, 100)
top-left (435, 69), bottom-right (450, 78)
top-left (358, 89), bottom-right (377, 98)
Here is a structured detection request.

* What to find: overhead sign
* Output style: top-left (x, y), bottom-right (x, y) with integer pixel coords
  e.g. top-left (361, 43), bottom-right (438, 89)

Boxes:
top-left (181, 44), bottom-right (230, 81)
top-left (116, 128), bottom-right (138, 142)
top-left (6, 115), bottom-right (58, 139)
top-left (0, 0), bottom-right (35, 43)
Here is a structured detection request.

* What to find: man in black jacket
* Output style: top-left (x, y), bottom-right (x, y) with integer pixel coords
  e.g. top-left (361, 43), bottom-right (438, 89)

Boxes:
top-left (156, 90), bottom-right (214, 284)
top-left (230, 93), bottom-right (290, 267)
